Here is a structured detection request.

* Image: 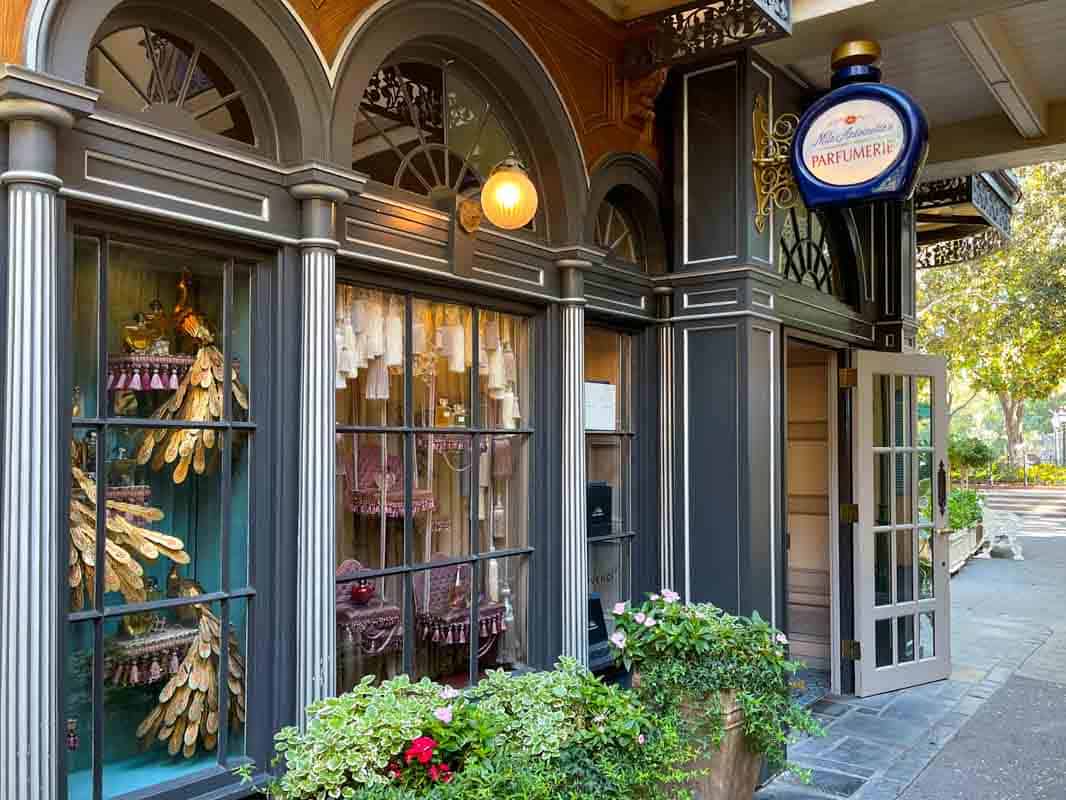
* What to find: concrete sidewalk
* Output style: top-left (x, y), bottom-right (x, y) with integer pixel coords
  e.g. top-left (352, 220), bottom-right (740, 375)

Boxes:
top-left (757, 533), bottom-right (1066, 799)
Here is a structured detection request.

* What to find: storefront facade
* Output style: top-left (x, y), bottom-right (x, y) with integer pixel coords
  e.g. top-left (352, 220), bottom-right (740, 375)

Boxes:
top-left (0, 0), bottom-right (1040, 798)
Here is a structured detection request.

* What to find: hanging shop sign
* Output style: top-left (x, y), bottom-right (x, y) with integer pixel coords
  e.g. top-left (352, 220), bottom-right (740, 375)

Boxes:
top-left (791, 41), bottom-right (928, 209)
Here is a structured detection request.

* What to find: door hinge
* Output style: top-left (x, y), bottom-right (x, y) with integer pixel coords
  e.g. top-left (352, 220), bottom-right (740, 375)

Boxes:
top-left (842, 639), bottom-right (862, 661)
top-left (840, 503), bottom-right (859, 524)
top-left (838, 367), bottom-right (858, 389)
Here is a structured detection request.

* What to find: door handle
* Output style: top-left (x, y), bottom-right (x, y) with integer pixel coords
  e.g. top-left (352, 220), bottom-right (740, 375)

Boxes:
top-left (937, 461), bottom-right (947, 517)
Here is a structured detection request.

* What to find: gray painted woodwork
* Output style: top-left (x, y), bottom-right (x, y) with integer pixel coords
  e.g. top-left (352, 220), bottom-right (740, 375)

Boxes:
top-left (0, 103), bottom-right (71, 800)
top-left (559, 267), bottom-right (589, 664)
top-left (658, 313), bottom-right (676, 590)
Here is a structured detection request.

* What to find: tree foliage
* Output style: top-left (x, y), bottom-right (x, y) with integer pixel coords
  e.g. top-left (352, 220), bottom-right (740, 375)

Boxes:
top-left (918, 162), bottom-right (1066, 464)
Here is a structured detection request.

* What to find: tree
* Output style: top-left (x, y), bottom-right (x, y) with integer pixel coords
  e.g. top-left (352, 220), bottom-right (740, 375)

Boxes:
top-left (918, 162), bottom-right (1066, 467)
top-left (948, 433), bottom-right (995, 487)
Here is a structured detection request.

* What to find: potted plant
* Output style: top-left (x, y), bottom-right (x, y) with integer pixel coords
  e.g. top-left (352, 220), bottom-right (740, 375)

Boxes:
top-left (609, 591), bottom-right (822, 800)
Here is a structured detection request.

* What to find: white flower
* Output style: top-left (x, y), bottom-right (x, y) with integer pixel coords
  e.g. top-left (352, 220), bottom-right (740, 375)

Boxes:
top-left (612, 602), bottom-right (627, 615)
top-left (610, 631), bottom-right (627, 650)
top-left (644, 618), bottom-right (657, 628)
top-left (661, 589), bottom-right (681, 604)
top-left (650, 594), bottom-right (661, 602)
top-left (776, 633), bottom-right (789, 645)
top-left (634, 612), bottom-right (647, 624)
top-left (638, 734), bottom-right (646, 745)
top-left (440, 685), bottom-right (460, 700)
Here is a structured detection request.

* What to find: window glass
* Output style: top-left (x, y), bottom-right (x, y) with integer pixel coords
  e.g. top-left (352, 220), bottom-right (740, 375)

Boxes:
top-left (584, 325), bottom-right (636, 667)
top-left (68, 235), bottom-right (259, 796)
top-left (336, 287), bottom-right (405, 427)
top-left (594, 197), bottom-right (645, 269)
top-left (88, 27), bottom-right (256, 146)
top-left (335, 287), bottom-right (534, 690)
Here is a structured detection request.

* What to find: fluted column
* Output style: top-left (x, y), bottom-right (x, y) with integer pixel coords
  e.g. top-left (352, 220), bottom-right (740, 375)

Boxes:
top-left (559, 266), bottom-right (588, 663)
top-left (291, 184), bottom-right (347, 724)
top-left (658, 310), bottom-right (676, 592)
top-left (0, 99), bottom-right (73, 800)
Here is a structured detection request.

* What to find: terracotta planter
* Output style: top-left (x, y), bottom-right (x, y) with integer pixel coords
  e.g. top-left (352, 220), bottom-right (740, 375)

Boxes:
top-left (634, 674), bottom-right (761, 800)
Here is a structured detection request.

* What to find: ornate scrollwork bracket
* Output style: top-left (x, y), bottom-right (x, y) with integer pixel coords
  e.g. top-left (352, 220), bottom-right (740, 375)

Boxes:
top-left (752, 93), bottom-right (800, 234)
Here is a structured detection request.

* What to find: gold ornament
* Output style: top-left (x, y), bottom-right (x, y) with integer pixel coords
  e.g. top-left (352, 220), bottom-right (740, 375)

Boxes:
top-left (136, 605), bottom-right (246, 759)
top-left (135, 273), bottom-right (249, 484)
top-left (752, 93), bottom-right (801, 234)
top-left (68, 465), bottom-right (191, 610)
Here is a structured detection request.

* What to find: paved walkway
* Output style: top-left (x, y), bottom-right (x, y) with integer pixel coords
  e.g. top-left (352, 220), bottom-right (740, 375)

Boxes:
top-left (757, 504), bottom-right (1066, 800)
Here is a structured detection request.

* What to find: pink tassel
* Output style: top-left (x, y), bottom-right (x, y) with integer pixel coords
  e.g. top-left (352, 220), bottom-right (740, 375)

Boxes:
top-left (115, 371), bottom-right (128, 390)
top-left (106, 370), bottom-right (115, 390)
top-left (129, 369), bottom-right (143, 391)
top-left (169, 652), bottom-right (180, 673)
top-left (130, 662), bottom-right (140, 685)
top-left (150, 368), bottom-right (165, 390)
top-left (149, 659), bottom-right (162, 683)
top-left (169, 369), bottom-right (179, 390)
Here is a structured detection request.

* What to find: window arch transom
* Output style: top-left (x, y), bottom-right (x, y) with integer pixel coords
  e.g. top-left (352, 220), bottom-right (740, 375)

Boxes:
top-left (88, 26), bottom-right (256, 147)
top-left (594, 197), bottom-right (646, 269)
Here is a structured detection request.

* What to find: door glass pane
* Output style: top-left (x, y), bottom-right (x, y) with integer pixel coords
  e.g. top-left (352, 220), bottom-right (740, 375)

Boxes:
top-left (229, 431), bottom-right (252, 590)
top-left (876, 618), bottom-right (893, 667)
top-left (873, 374), bottom-right (892, 447)
top-left (336, 287), bottom-right (405, 427)
top-left (919, 611), bottom-right (936, 659)
top-left (875, 531), bottom-right (892, 606)
top-left (585, 327), bottom-right (625, 431)
top-left (587, 435), bottom-right (625, 536)
top-left (916, 376), bottom-right (932, 447)
top-left (336, 571), bottom-right (404, 693)
top-left (897, 615), bottom-right (916, 663)
top-left (477, 312), bottom-right (531, 430)
top-left (414, 435), bottom-right (473, 565)
top-left (66, 622), bottom-right (94, 800)
top-left (918, 451), bottom-right (933, 523)
top-left (232, 265), bottom-right (253, 420)
top-left (102, 601), bottom-right (226, 796)
top-left (479, 435), bottom-right (530, 552)
top-left (895, 452), bottom-right (913, 526)
top-left (72, 236), bottom-right (100, 420)
top-left (336, 433), bottom-right (406, 570)
top-left (874, 453), bottom-right (892, 526)
top-left (896, 530), bottom-right (914, 603)
top-left (894, 375), bottom-right (910, 447)
top-left (918, 529), bottom-right (935, 599)
top-left (412, 300), bottom-right (472, 428)
top-left (590, 538), bottom-right (632, 637)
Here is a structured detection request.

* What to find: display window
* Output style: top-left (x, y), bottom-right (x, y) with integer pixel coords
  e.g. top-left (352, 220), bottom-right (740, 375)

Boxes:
top-left (335, 282), bottom-right (534, 692)
top-left (65, 231), bottom-right (265, 800)
top-left (584, 325), bottom-right (636, 640)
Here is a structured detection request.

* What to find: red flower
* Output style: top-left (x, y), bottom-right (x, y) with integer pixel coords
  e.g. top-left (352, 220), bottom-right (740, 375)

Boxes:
top-left (429, 763), bottom-right (453, 783)
top-left (386, 761), bottom-right (402, 780)
top-left (404, 736), bottom-right (438, 765)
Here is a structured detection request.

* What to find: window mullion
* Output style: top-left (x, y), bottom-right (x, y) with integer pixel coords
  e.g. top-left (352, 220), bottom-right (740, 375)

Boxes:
top-left (469, 308), bottom-right (480, 683)
top-left (91, 234), bottom-right (109, 800)
top-left (402, 294), bottom-right (415, 676)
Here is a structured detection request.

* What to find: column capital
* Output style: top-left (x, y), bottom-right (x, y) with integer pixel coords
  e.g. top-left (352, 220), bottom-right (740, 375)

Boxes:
top-left (285, 162), bottom-right (367, 201)
top-left (0, 65), bottom-right (99, 119)
top-left (0, 98), bottom-right (74, 129)
top-left (289, 182), bottom-right (350, 204)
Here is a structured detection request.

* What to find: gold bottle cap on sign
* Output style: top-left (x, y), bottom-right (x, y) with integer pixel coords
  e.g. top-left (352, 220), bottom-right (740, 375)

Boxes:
top-left (831, 40), bottom-right (881, 70)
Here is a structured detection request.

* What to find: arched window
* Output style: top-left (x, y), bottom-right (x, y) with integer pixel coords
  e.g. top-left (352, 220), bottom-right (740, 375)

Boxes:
top-left (779, 205), bottom-right (836, 295)
top-left (594, 196), bottom-right (646, 269)
top-left (88, 26), bottom-right (259, 149)
top-left (354, 59), bottom-right (531, 203)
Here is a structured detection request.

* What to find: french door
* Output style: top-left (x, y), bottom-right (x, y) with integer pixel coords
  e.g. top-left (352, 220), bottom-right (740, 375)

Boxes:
top-left (854, 351), bottom-right (950, 696)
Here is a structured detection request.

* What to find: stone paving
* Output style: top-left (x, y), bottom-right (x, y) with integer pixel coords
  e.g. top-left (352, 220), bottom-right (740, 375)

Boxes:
top-left (757, 526), bottom-right (1066, 800)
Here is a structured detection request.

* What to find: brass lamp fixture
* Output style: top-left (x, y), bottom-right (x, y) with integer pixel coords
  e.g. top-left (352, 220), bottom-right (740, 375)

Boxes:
top-left (460, 158), bottom-right (539, 233)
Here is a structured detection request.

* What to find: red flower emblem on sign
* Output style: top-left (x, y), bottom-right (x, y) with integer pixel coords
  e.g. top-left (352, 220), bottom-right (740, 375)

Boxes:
top-left (845, 115), bottom-right (858, 124)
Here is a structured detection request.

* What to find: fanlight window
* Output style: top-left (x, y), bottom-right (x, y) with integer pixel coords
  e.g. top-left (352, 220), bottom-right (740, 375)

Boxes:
top-left (88, 27), bottom-right (256, 147)
top-left (354, 61), bottom-right (526, 200)
top-left (594, 199), bottom-right (645, 268)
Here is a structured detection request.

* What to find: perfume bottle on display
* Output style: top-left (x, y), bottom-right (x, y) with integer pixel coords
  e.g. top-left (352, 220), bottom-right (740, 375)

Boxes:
top-left (435, 398), bottom-right (453, 427)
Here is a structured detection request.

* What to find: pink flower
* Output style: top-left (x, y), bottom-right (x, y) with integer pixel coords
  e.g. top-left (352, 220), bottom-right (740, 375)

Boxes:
top-left (661, 589), bottom-right (681, 603)
top-left (776, 632), bottom-right (789, 645)
top-left (638, 734), bottom-right (646, 745)
top-left (434, 706), bottom-right (453, 725)
top-left (612, 602), bottom-right (627, 615)
top-left (634, 612), bottom-right (646, 624)
top-left (644, 617), bottom-right (657, 628)
top-left (650, 594), bottom-right (660, 601)
top-left (610, 631), bottom-right (627, 650)
top-left (440, 686), bottom-right (460, 700)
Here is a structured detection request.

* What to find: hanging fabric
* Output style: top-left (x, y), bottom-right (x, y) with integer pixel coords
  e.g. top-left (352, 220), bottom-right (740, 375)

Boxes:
top-left (384, 298), bottom-right (403, 368)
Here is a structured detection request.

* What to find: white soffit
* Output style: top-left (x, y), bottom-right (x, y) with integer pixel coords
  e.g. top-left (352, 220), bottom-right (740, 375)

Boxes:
top-left (996, 0), bottom-right (1066, 106)
top-left (950, 12), bottom-right (1049, 138)
top-left (789, 24), bottom-right (1003, 128)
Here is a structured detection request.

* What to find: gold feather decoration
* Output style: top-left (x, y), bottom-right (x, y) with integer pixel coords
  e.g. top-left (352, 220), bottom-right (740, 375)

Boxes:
top-left (136, 604), bottom-right (246, 758)
top-left (69, 465), bottom-right (191, 611)
top-left (134, 272), bottom-right (249, 485)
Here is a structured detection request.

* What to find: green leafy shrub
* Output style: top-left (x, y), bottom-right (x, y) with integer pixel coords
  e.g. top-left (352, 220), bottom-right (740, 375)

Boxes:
top-left (947, 488), bottom-right (983, 530)
top-left (609, 592), bottom-right (822, 774)
top-left (248, 658), bottom-right (695, 800)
